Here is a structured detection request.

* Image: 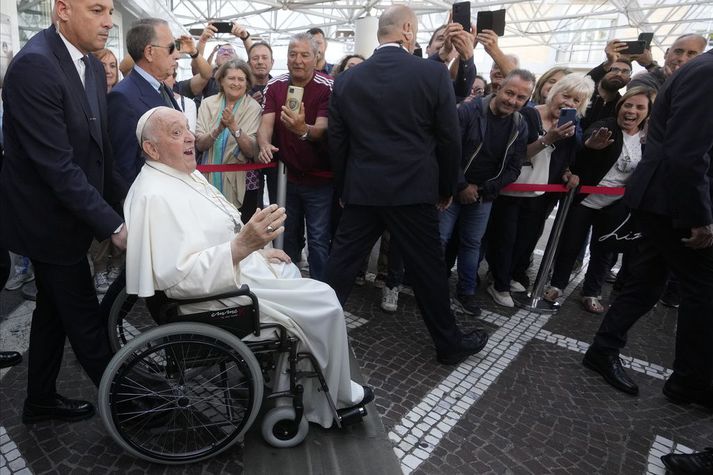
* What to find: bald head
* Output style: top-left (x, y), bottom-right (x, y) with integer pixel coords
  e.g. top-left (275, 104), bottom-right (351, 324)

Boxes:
top-left (377, 5), bottom-right (418, 43)
top-left (664, 33), bottom-right (707, 76)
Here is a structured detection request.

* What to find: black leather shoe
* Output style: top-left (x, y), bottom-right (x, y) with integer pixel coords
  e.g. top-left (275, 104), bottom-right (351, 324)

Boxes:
top-left (663, 378), bottom-right (713, 411)
top-left (661, 447), bottom-right (713, 475)
top-left (23, 394), bottom-right (95, 424)
top-left (0, 351), bottom-right (22, 369)
top-left (455, 294), bottom-right (482, 317)
top-left (437, 330), bottom-right (489, 365)
top-left (582, 347), bottom-right (639, 395)
top-left (360, 386), bottom-right (374, 406)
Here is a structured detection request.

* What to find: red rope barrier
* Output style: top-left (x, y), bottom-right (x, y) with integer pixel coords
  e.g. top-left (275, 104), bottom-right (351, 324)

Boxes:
top-left (195, 164), bottom-right (624, 196)
top-left (196, 162), bottom-right (277, 172)
top-left (501, 183), bottom-right (625, 195)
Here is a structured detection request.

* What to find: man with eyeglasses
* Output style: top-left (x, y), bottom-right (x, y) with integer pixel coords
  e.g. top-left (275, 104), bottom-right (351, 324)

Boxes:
top-left (108, 18), bottom-right (182, 185)
top-left (581, 56), bottom-right (632, 131)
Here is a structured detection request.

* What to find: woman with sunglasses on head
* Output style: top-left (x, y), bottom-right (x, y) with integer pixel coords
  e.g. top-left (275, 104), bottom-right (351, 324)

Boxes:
top-left (195, 59), bottom-right (262, 224)
top-left (544, 87), bottom-right (656, 313)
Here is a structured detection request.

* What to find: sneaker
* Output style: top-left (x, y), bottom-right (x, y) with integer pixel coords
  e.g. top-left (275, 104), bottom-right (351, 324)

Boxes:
top-left (510, 280), bottom-right (527, 293)
top-left (455, 293), bottom-right (482, 316)
top-left (106, 264), bottom-right (122, 282)
top-left (381, 286), bottom-right (399, 313)
top-left (487, 284), bottom-right (514, 307)
top-left (5, 270), bottom-right (35, 291)
top-left (94, 271), bottom-right (110, 294)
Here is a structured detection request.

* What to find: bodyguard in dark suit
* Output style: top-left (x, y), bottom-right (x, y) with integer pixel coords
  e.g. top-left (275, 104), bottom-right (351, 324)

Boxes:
top-left (0, 0), bottom-right (127, 422)
top-left (325, 5), bottom-right (489, 365)
top-left (108, 18), bottom-right (180, 185)
top-left (583, 50), bottom-right (713, 410)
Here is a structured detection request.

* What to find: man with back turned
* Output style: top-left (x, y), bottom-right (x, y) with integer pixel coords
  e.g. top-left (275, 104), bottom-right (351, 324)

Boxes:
top-left (325, 5), bottom-right (489, 365)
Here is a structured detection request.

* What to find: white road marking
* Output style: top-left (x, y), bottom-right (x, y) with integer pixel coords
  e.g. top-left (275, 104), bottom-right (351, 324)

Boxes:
top-left (646, 435), bottom-right (694, 475)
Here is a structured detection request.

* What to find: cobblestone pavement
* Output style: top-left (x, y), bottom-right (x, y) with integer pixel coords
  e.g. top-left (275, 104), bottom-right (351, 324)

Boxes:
top-left (1, 258), bottom-right (711, 474)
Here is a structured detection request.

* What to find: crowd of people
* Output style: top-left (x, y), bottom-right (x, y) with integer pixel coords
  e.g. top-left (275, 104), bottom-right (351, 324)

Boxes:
top-left (0, 0), bottom-right (711, 470)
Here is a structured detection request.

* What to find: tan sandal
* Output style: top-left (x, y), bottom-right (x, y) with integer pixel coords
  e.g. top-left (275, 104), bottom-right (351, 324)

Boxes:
top-left (543, 286), bottom-right (563, 303)
top-left (582, 296), bottom-right (605, 314)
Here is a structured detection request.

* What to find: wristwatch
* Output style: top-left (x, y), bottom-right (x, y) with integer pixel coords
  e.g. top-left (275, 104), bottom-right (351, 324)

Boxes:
top-left (298, 127), bottom-right (309, 141)
top-left (240, 31), bottom-right (250, 41)
top-left (189, 50), bottom-right (199, 59)
top-left (233, 128), bottom-right (242, 140)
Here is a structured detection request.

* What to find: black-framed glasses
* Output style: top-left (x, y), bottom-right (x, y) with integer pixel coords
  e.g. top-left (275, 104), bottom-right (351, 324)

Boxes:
top-left (151, 40), bottom-right (180, 55)
top-left (609, 67), bottom-right (631, 76)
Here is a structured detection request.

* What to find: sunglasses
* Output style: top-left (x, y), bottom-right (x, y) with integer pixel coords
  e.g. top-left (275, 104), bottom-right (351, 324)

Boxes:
top-left (151, 40), bottom-right (181, 55)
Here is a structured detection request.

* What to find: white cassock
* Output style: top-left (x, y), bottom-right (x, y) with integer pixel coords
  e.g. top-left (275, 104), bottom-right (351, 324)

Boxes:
top-left (124, 161), bottom-right (363, 428)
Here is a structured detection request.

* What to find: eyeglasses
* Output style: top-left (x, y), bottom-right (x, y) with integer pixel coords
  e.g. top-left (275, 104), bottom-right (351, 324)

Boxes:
top-left (218, 46), bottom-right (235, 54)
top-left (609, 67), bottom-right (631, 76)
top-left (151, 40), bottom-right (180, 55)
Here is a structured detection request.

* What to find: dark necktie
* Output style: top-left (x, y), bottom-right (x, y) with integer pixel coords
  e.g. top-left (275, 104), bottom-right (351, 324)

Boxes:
top-left (81, 56), bottom-right (101, 132)
top-left (159, 83), bottom-right (175, 108)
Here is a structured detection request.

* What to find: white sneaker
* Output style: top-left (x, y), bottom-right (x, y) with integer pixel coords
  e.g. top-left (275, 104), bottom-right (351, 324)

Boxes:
top-left (94, 271), bottom-right (110, 294)
top-left (487, 284), bottom-right (514, 307)
top-left (510, 280), bottom-right (527, 293)
top-left (4, 270), bottom-right (34, 291)
top-left (381, 286), bottom-right (399, 313)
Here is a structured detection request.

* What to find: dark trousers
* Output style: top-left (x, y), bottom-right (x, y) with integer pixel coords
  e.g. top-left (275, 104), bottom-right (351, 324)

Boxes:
top-left (551, 202), bottom-right (618, 296)
top-left (1, 248), bottom-right (9, 288)
top-left (27, 258), bottom-right (114, 402)
top-left (592, 211), bottom-right (713, 389)
top-left (487, 194), bottom-right (556, 292)
top-left (326, 204), bottom-right (462, 353)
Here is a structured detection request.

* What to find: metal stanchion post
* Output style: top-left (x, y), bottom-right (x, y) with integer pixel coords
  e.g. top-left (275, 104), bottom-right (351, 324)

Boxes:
top-left (514, 186), bottom-right (578, 313)
top-left (274, 161), bottom-right (287, 250)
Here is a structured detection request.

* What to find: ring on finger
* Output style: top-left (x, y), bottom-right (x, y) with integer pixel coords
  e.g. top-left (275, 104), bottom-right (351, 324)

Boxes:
top-left (267, 225), bottom-right (275, 233)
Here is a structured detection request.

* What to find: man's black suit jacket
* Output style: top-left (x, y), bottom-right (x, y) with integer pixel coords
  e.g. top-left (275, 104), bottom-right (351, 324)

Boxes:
top-left (625, 50), bottom-right (713, 229)
top-left (0, 25), bottom-right (125, 265)
top-left (328, 45), bottom-right (460, 206)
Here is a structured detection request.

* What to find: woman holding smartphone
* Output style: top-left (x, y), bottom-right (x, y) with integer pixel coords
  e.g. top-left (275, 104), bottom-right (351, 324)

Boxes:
top-left (544, 87), bottom-right (656, 313)
top-left (485, 73), bottom-right (593, 307)
top-left (195, 59), bottom-right (262, 223)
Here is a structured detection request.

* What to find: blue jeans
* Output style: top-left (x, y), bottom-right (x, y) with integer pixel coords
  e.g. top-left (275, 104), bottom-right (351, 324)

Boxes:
top-left (284, 182), bottom-right (333, 282)
top-left (439, 200), bottom-right (493, 295)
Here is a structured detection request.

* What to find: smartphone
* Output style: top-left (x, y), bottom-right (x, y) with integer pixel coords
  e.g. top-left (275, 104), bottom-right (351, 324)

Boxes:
top-left (285, 86), bottom-right (304, 114)
top-left (638, 32), bottom-right (654, 48)
top-left (212, 21), bottom-right (233, 34)
top-left (476, 9), bottom-right (506, 36)
top-left (558, 108), bottom-right (577, 127)
top-left (622, 40), bottom-right (646, 55)
top-left (452, 1), bottom-right (471, 32)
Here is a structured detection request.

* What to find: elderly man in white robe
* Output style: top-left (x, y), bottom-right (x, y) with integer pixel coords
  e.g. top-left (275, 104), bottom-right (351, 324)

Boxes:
top-left (124, 106), bottom-right (373, 428)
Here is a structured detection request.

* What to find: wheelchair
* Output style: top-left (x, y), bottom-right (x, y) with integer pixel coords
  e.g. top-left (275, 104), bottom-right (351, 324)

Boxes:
top-left (99, 284), bottom-right (368, 464)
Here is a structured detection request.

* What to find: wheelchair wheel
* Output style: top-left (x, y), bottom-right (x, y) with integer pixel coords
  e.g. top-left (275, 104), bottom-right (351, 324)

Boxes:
top-left (108, 287), bottom-right (158, 353)
top-left (99, 322), bottom-right (264, 464)
top-left (261, 406), bottom-right (309, 448)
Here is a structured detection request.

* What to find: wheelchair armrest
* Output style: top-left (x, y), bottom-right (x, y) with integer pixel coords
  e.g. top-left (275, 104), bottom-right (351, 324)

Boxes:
top-left (159, 284), bottom-right (261, 337)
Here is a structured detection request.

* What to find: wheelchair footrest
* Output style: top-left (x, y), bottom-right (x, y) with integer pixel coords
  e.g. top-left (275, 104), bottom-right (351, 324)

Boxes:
top-left (336, 404), bottom-right (368, 426)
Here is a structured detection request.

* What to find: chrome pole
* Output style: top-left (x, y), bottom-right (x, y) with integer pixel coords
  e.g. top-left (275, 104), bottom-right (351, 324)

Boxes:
top-left (274, 161), bottom-right (287, 249)
top-left (515, 186), bottom-right (578, 313)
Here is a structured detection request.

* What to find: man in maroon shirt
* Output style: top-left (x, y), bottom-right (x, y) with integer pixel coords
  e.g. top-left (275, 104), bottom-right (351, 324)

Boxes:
top-left (257, 33), bottom-right (333, 281)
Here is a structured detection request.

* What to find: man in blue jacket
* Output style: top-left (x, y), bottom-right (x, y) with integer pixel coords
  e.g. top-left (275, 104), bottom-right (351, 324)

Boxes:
top-left (439, 70), bottom-right (533, 315)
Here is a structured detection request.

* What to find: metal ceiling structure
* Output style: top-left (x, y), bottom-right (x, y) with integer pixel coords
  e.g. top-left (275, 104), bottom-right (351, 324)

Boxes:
top-left (167, 0), bottom-right (712, 62)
